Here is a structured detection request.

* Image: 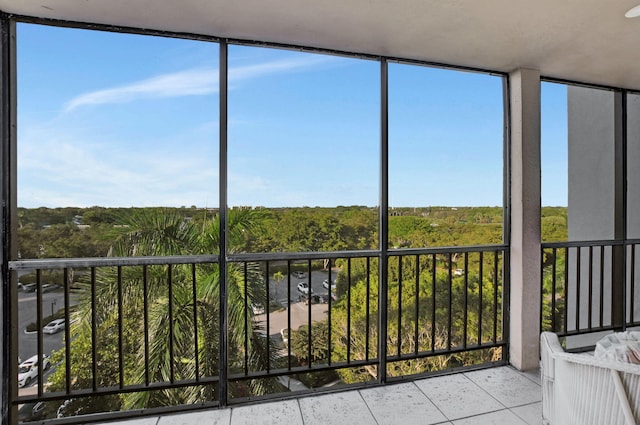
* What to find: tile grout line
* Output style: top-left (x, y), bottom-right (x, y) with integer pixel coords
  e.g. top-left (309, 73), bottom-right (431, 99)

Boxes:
top-left (449, 407), bottom-right (512, 423)
top-left (228, 405), bottom-right (234, 425)
top-left (508, 408), bottom-right (537, 425)
top-left (410, 380), bottom-right (452, 423)
top-left (513, 367), bottom-right (542, 386)
top-left (463, 368), bottom-right (540, 409)
top-left (508, 400), bottom-right (544, 425)
top-left (356, 389), bottom-right (382, 425)
top-left (458, 371), bottom-right (510, 413)
top-left (296, 396), bottom-right (307, 425)
top-left (509, 400), bottom-right (543, 409)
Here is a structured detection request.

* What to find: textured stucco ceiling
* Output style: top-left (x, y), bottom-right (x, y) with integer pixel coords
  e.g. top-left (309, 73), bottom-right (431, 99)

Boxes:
top-left (1, 0), bottom-right (639, 89)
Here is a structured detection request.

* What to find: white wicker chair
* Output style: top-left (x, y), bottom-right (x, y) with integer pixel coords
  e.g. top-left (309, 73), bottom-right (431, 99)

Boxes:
top-left (540, 332), bottom-right (640, 425)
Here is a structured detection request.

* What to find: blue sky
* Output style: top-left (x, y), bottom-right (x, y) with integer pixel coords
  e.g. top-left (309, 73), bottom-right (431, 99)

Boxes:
top-left (16, 23), bottom-right (568, 209)
top-left (541, 82), bottom-right (569, 207)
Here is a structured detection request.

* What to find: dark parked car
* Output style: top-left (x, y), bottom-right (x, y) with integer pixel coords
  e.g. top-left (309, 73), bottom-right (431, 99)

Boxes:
top-left (299, 294), bottom-right (327, 305)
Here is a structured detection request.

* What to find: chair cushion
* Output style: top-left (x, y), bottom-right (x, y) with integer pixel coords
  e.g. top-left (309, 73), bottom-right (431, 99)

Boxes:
top-left (595, 332), bottom-right (640, 364)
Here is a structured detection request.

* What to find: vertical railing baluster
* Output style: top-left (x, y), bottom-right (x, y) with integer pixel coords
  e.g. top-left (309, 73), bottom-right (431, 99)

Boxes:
top-left (397, 255), bottom-right (403, 357)
top-left (599, 246), bottom-right (606, 327)
top-left (414, 254), bottom-right (420, 356)
top-left (478, 252), bottom-right (484, 345)
top-left (168, 264), bottom-right (175, 383)
top-left (347, 258), bottom-right (352, 363)
top-left (501, 249), bottom-right (508, 350)
top-left (91, 267), bottom-right (98, 391)
top-left (588, 246), bottom-right (593, 330)
top-left (575, 247), bottom-right (581, 332)
top-left (57, 267), bottom-right (70, 393)
top-left (327, 258), bottom-right (332, 366)
top-left (286, 260), bottom-right (292, 369)
top-left (192, 263), bottom-right (200, 381)
top-left (447, 253), bottom-right (452, 351)
top-left (307, 259), bottom-right (312, 369)
top-left (551, 248), bottom-right (557, 332)
top-left (492, 251), bottom-right (498, 344)
top-left (117, 266), bottom-right (124, 388)
top-left (631, 244), bottom-right (636, 325)
top-left (143, 265), bottom-right (150, 386)
top-left (64, 267), bottom-right (72, 391)
top-left (563, 247), bottom-right (569, 335)
top-left (266, 262), bottom-right (271, 373)
top-left (431, 253), bottom-right (436, 352)
top-left (35, 270), bottom-right (43, 394)
top-left (365, 257), bottom-right (371, 361)
top-left (463, 252), bottom-right (469, 348)
top-left (540, 248), bottom-right (545, 333)
top-left (243, 262), bottom-right (249, 375)
top-left (600, 246), bottom-right (605, 328)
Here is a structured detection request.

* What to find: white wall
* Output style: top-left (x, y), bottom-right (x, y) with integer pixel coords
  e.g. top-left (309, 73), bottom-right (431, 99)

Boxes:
top-left (626, 93), bottom-right (640, 324)
top-left (566, 86), bottom-right (618, 347)
top-left (567, 86), bottom-right (616, 241)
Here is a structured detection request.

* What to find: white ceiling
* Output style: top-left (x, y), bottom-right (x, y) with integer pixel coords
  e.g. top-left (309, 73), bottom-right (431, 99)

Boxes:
top-left (0, 0), bottom-right (639, 89)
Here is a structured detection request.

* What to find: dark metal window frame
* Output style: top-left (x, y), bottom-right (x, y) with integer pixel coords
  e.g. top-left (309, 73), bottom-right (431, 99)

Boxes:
top-left (0, 13), bottom-right (511, 424)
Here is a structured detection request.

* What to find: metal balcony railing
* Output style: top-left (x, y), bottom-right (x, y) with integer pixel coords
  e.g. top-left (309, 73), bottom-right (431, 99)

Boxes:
top-left (541, 239), bottom-right (640, 341)
top-left (8, 245), bottom-right (507, 423)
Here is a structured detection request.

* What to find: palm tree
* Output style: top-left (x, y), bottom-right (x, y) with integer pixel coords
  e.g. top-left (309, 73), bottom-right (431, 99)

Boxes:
top-left (52, 208), bottom-right (280, 414)
top-left (272, 271), bottom-right (285, 301)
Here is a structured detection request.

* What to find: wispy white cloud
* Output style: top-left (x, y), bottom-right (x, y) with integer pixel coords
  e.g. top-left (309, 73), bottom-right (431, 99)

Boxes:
top-left (64, 68), bottom-right (217, 112)
top-left (229, 56), bottom-right (329, 81)
top-left (18, 129), bottom-right (219, 208)
top-left (63, 56), bottom-right (334, 112)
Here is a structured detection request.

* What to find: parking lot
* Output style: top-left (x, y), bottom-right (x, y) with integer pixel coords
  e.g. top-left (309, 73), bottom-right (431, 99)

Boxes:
top-left (17, 289), bottom-right (66, 362)
top-left (14, 267), bottom-right (338, 402)
top-left (17, 288), bottom-right (67, 397)
top-left (252, 267), bottom-right (339, 339)
top-left (268, 268), bottom-right (338, 306)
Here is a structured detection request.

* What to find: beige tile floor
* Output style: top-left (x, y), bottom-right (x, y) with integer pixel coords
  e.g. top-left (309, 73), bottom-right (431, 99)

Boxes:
top-left (104, 366), bottom-right (542, 425)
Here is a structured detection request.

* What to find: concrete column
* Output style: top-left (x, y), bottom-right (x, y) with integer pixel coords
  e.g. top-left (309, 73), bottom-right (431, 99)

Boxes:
top-left (509, 68), bottom-right (541, 370)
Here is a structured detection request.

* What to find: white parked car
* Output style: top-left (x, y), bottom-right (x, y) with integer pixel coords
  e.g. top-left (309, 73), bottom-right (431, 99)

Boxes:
top-left (18, 355), bottom-right (50, 388)
top-left (21, 283), bottom-right (37, 292)
top-left (322, 279), bottom-right (336, 290)
top-left (296, 282), bottom-right (312, 294)
top-left (38, 283), bottom-right (59, 292)
top-left (43, 318), bottom-right (65, 334)
top-left (280, 328), bottom-right (289, 346)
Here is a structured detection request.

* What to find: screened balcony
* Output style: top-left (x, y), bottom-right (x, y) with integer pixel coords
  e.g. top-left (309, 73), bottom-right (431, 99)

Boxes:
top-left (3, 1), bottom-right (640, 425)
